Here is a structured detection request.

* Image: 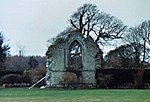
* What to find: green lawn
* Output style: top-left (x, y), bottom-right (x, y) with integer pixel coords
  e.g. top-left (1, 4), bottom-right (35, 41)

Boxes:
top-left (0, 88), bottom-right (150, 102)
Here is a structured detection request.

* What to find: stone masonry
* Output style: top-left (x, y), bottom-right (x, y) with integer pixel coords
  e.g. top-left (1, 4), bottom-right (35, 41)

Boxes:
top-left (46, 32), bottom-right (102, 86)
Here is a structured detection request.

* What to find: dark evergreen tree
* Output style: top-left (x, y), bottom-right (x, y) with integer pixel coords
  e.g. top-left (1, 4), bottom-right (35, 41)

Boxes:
top-left (0, 32), bottom-right (10, 70)
top-left (28, 56), bottom-right (39, 69)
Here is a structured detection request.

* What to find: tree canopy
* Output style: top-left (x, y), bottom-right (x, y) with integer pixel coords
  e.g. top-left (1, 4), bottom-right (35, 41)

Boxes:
top-left (123, 20), bottom-right (150, 67)
top-left (106, 20), bottom-right (150, 68)
top-left (105, 43), bottom-right (145, 68)
top-left (70, 3), bottom-right (126, 44)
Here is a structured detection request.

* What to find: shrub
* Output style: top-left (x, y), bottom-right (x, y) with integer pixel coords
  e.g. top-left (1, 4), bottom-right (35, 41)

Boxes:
top-left (0, 74), bottom-right (20, 85)
top-left (59, 72), bottom-right (78, 89)
top-left (24, 65), bottom-right (46, 86)
top-left (0, 74), bottom-right (31, 86)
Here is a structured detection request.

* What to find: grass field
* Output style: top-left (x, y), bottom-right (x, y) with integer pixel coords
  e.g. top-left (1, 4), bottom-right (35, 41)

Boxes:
top-left (0, 88), bottom-right (150, 102)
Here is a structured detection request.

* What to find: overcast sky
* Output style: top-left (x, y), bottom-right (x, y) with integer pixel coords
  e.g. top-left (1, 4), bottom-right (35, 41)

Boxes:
top-left (0, 0), bottom-right (150, 56)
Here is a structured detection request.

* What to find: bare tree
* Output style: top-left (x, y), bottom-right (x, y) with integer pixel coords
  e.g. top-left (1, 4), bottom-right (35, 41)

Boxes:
top-left (139, 20), bottom-right (150, 45)
top-left (70, 3), bottom-right (99, 36)
top-left (105, 44), bottom-right (141, 68)
top-left (138, 20), bottom-right (150, 63)
top-left (70, 3), bottom-right (126, 44)
top-left (124, 27), bottom-right (142, 67)
top-left (94, 12), bottom-right (126, 44)
top-left (16, 44), bottom-right (25, 56)
top-left (123, 25), bottom-right (150, 67)
top-left (106, 20), bottom-right (150, 69)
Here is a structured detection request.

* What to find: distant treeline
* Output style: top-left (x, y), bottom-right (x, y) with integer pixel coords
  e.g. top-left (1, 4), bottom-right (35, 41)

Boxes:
top-left (4, 55), bottom-right (46, 71)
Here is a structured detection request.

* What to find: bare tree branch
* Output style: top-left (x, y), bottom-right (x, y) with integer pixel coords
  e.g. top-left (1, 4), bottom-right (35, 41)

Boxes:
top-left (69, 3), bottom-right (126, 45)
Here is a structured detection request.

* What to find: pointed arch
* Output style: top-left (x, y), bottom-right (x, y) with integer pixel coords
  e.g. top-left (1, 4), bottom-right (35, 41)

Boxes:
top-left (68, 40), bottom-right (82, 69)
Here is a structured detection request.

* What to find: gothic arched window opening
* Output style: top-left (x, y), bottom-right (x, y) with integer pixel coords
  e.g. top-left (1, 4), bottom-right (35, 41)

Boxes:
top-left (68, 40), bottom-right (82, 70)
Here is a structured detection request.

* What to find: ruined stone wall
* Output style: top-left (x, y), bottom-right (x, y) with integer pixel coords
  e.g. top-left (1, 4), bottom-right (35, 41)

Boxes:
top-left (82, 37), bottom-right (100, 83)
top-left (82, 71), bottom-right (96, 83)
top-left (46, 42), bottom-right (65, 85)
top-left (46, 32), bottom-right (102, 86)
top-left (50, 44), bottom-right (64, 71)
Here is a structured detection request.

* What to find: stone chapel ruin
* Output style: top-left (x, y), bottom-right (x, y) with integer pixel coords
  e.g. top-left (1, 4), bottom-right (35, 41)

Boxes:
top-left (45, 32), bottom-right (102, 86)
